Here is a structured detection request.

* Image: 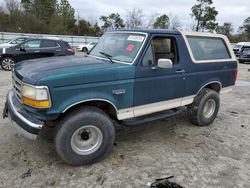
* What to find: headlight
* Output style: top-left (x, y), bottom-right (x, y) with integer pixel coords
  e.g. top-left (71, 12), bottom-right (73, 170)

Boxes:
top-left (21, 85), bottom-right (51, 108)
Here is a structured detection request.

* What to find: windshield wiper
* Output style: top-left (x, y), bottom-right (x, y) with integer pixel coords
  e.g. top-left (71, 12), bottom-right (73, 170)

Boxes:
top-left (99, 51), bottom-right (114, 63)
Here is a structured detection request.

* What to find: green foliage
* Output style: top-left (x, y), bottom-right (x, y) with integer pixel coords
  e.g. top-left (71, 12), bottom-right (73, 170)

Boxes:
top-left (191, 0), bottom-right (218, 31)
top-left (100, 13), bottom-right (125, 31)
top-left (0, 0), bottom-right (101, 36)
top-left (241, 17), bottom-right (250, 40)
top-left (77, 19), bottom-right (102, 36)
top-left (21, 0), bottom-right (57, 24)
top-left (58, 0), bottom-right (76, 33)
top-left (153, 14), bottom-right (169, 29)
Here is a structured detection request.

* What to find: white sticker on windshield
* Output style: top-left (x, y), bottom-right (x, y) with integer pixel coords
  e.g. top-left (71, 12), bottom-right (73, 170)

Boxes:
top-left (127, 35), bottom-right (145, 42)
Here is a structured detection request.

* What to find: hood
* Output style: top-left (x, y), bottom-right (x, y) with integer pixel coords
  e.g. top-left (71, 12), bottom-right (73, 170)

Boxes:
top-left (14, 56), bottom-right (135, 86)
top-left (0, 43), bottom-right (12, 48)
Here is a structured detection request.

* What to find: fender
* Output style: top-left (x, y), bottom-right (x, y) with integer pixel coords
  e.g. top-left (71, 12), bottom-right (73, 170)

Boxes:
top-left (55, 89), bottom-right (121, 113)
top-left (196, 80), bottom-right (222, 95)
top-left (62, 98), bottom-right (118, 114)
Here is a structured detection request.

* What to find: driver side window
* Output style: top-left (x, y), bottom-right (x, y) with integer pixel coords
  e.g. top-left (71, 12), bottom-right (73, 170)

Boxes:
top-left (24, 40), bottom-right (41, 49)
top-left (142, 36), bottom-right (178, 67)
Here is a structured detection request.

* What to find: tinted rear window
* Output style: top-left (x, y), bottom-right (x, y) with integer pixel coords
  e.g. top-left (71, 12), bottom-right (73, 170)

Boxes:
top-left (43, 40), bottom-right (59, 48)
top-left (187, 36), bottom-right (231, 61)
top-left (61, 41), bottom-right (71, 48)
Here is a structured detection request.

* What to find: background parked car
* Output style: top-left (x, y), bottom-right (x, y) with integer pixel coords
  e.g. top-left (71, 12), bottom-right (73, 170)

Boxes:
top-left (0, 38), bottom-right (75, 71)
top-left (233, 42), bottom-right (250, 57)
top-left (239, 46), bottom-right (250, 63)
top-left (77, 41), bottom-right (97, 52)
top-left (0, 37), bottom-right (30, 48)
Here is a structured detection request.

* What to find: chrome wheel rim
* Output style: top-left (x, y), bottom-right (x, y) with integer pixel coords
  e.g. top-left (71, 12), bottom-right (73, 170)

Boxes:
top-left (2, 58), bottom-right (15, 70)
top-left (71, 125), bottom-right (103, 155)
top-left (203, 99), bottom-right (216, 119)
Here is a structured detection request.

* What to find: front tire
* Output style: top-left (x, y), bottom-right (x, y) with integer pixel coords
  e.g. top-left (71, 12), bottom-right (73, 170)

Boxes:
top-left (188, 88), bottom-right (220, 126)
top-left (1, 57), bottom-right (16, 71)
top-left (82, 47), bottom-right (88, 53)
top-left (55, 106), bottom-right (115, 166)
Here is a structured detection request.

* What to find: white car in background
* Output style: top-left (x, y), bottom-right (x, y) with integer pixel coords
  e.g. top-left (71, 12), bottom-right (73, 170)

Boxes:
top-left (77, 42), bottom-right (97, 52)
top-left (233, 42), bottom-right (250, 57)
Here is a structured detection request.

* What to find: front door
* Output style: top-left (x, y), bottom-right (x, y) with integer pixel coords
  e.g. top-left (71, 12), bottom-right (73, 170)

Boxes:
top-left (134, 34), bottom-right (186, 117)
top-left (19, 39), bottom-right (43, 61)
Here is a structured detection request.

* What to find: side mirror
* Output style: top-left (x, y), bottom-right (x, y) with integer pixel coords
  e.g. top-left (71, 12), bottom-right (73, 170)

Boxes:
top-left (10, 41), bottom-right (17, 44)
top-left (20, 46), bottom-right (25, 52)
top-left (157, 59), bottom-right (173, 69)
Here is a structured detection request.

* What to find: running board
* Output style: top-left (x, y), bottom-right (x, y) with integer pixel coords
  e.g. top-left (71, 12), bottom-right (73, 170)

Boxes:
top-left (121, 108), bottom-right (180, 126)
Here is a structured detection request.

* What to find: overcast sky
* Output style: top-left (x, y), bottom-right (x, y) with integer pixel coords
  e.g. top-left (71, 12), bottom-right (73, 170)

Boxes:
top-left (70, 0), bottom-right (249, 31)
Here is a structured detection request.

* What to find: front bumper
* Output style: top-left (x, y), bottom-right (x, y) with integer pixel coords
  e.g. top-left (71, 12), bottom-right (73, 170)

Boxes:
top-left (2, 89), bottom-right (44, 140)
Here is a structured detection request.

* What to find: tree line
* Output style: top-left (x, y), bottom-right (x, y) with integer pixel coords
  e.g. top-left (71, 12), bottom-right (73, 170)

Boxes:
top-left (0, 0), bottom-right (249, 42)
top-left (0, 0), bottom-right (102, 36)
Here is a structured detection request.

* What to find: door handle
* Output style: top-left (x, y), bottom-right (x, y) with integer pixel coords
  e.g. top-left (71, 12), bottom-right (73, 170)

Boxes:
top-left (56, 49), bottom-right (61, 52)
top-left (34, 50), bottom-right (40, 53)
top-left (176, 69), bottom-right (185, 73)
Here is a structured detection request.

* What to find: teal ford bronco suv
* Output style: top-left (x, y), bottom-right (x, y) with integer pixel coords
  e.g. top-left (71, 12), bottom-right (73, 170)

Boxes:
top-left (3, 30), bottom-right (238, 166)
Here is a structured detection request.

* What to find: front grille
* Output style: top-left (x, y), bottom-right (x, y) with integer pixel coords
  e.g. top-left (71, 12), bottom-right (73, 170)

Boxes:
top-left (12, 73), bottom-right (23, 102)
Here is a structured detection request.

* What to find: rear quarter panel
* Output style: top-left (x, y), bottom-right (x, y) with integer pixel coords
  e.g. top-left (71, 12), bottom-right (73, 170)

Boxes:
top-left (185, 61), bottom-right (237, 97)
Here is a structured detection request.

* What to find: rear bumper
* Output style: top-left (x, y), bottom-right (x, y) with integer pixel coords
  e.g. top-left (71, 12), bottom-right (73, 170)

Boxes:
top-left (2, 89), bottom-right (44, 140)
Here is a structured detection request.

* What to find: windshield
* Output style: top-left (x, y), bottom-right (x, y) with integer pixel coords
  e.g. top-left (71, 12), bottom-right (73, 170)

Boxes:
top-left (234, 45), bottom-right (243, 49)
top-left (90, 32), bottom-right (146, 63)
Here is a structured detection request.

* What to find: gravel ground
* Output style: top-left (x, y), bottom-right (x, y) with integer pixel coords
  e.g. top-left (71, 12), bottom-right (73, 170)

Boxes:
top-left (0, 60), bottom-right (249, 188)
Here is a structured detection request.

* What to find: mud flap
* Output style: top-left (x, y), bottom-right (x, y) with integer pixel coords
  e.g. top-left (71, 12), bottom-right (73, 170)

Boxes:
top-left (2, 102), bottom-right (8, 119)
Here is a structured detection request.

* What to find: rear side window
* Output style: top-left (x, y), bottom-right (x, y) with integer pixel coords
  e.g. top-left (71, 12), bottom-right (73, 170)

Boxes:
top-left (187, 36), bottom-right (231, 61)
top-left (63, 42), bottom-right (71, 48)
top-left (43, 40), bottom-right (59, 48)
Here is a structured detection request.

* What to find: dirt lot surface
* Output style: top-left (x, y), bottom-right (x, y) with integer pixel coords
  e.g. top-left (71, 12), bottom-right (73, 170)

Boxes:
top-left (0, 61), bottom-right (249, 188)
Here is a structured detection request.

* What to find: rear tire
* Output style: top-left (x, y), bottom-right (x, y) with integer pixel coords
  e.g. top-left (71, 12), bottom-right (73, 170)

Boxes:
top-left (1, 57), bottom-right (16, 71)
top-left (188, 88), bottom-right (220, 126)
top-left (55, 106), bottom-right (115, 166)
